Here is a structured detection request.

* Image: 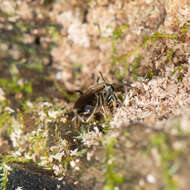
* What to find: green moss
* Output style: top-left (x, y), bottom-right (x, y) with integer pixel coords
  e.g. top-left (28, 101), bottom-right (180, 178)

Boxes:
top-left (167, 48), bottom-right (174, 62)
top-left (0, 110), bottom-right (11, 130)
top-left (0, 162), bottom-right (8, 190)
top-left (114, 69), bottom-right (124, 81)
top-left (171, 66), bottom-right (184, 75)
top-left (109, 24), bottom-right (131, 80)
top-left (113, 24), bottom-right (129, 41)
top-left (112, 55), bottom-right (127, 64)
top-left (144, 32), bottom-right (177, 46)
top-left (171, 66), bottom-right (184, 81)
top-left (0, 155), bottom-right (30, 190)
top-left (24, 61), bottom-right (44, 72)
top-left (0, 77), bottom-right (32, 98)
top-left (72, 62), bottom-right (82, 77)
top-left (42, 0), bottom-right (55, 4)
top-left (111, 24), bottom-right (129, 58)
top-left (46, 25), bottom-right (61, 41)
top-left (131, 54), bottom-right (141, 80)
top-left (145, 69), bottom-right (158, 80)
top-left (0, 9), bottom-right (15, 18)
top-left (151, 134), bottom-right (179, 190)
top-left (54, 81), bottom-right (78, 102)
top-left (180, 23), bottom-right (190, 38)
top-left (103, 137), bottom-right (125, 190)
top-left (15, 22), bottom-right (28, 33)
top-left (152, 32), bottom-right (177, 40)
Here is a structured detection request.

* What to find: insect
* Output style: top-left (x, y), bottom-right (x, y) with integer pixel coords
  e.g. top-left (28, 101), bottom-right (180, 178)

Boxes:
top-left (73, 72), bottom-right (131, 124)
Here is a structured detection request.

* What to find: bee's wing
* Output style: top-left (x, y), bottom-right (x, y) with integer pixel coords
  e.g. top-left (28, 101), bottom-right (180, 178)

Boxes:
top-left (74, 83), bottom-right (105, 111)
top-left (112, 82), bottom-right (132, 92)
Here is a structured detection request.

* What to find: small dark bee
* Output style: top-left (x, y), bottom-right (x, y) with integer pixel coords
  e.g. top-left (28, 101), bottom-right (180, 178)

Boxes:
top-left (73, 72), bottom-right (131, 123)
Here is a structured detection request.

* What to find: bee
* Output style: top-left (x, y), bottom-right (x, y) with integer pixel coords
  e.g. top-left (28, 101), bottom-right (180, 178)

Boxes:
top-left (73, 72), bottom-right (131, 124)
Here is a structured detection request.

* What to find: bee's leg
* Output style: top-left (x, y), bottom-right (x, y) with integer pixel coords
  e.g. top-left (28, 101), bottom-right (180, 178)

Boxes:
top-left (72, 110), bottom-right (86, 127)
top-left (107, 94), bottom-right (118, 113)
top-left (99, 93), bottom-right (107, 117)
top-left (114, 93), bottom-right (122, 107)
top-left (72, 112), bottom-right (79, 127)
top-left (78, 115), bottom-right (87, 123)
top-left (86, 95), bottom-right (99, 122)
top-left (113, 94), bottom-right (118, 106)
top-left (111, 95), bottom-right (118, 112)
top-left (72, 111), bottom-right (80, 127)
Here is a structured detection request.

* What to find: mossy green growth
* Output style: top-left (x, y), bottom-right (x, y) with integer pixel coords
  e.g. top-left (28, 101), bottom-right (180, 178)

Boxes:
top-left (54, 81), bottom-right (78, 102)
top-left (171, 66), bottom-right (184, 75)
top-left (0, 63), bottom-right (32, 99)
top-left (145, 70), bottom-right (157, 80)
top-left (0, 155), bottom-right (30, 190)
top-left (180, 23), bottom-right (190, 38)
top-left (113, 24), bottom-right (129, 41)
top-left (0, 108), bottom-right (12, 130)
top-left (144, 32), bottom-right (177, 46)
top-left (111, 24), bottom-right (129, 57)
top-left (72, 62), bottom-right (82, 77)
top-left (114, 69), bottom-right (124, 81)
top-left (0, 77), bottom-right (32, 97)
top-left (112, 55), bottom-right (127, 64)
top-left (42, 0), bottom-right (55, 4)
top-left (103, 137), bottom-right (125, 190)
top-left (15, 22), bottom-right (28, 33)
top-left (131, 54), bottom-right (141, 80)
top-left (46, 25), bottom-right (61, 41)
top-left (0, 9), bottom-right (15, 18)
top-left (167, 48), bottom-right (174, 62)
top-left (152, 32), bottom-right (177, 40)
top-left (171, 66), bottom-right (184, 81)
top-left (24, 61), bottom-right (44, 72)
top-left (112, 55), bottom-right (129, 80)
top-left (109, 24), bottom-right (130, 79)
top-left (150, 134), bottom-right (179, 190)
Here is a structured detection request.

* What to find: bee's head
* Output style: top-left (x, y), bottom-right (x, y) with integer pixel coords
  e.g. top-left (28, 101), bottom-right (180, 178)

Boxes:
top-left (104, 83), bottom-right (114, 93)
top-left (99, 72), bottom-right (114, 96)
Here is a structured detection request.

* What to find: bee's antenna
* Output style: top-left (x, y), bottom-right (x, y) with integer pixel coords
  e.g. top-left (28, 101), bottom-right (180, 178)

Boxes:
top-left (96, 76), bottom-right (100, 83)
top-left (99, 72), bottom-right (106, 83)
